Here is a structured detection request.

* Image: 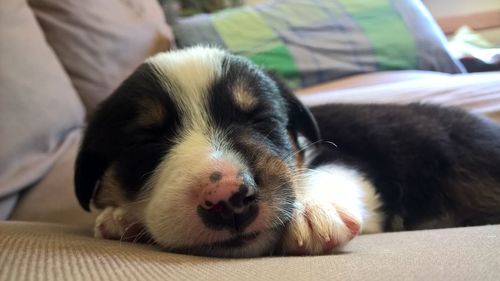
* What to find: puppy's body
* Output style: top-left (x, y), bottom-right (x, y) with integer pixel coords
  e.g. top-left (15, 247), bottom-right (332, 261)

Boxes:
top-left (310, 104), bottom-right (500, 231)
top-left (75, 47), bottom-right (500, 258)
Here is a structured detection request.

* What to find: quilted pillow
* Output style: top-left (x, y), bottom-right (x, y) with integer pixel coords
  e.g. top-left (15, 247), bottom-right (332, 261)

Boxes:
top-left (173, 0), bottom-right (465, 88)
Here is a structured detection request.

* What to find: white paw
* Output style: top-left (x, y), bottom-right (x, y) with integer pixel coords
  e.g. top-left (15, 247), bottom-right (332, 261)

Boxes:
top-left (94, 206), bottom-right (144, 241)
top-left (279, 165), bottom-right (371, 255)
top-left (280, 200), bottom-right (361, 255)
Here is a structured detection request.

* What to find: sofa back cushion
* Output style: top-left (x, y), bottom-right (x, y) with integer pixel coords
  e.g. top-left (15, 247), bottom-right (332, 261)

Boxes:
top-left (0, 0), bottom-right (85, 218)
top-left (29, 0), bottom-right (175, 114)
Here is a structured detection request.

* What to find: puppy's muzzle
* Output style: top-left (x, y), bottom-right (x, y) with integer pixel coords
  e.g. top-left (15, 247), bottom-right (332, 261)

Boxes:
top-left (196, 161), bottom-right (258, 232)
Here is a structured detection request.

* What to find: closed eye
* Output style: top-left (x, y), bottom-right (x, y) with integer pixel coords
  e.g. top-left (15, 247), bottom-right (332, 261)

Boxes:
top-left (248, 110), bottom-right (279, 125)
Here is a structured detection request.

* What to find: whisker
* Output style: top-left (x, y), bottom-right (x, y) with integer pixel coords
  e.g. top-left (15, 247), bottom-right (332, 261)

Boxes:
top-left (323, 140), bottom-right (338, 148)
top-left (120, 220), bottom-right (144, 243)
top-left (263, 127), bottom-right (278, 139)
top-left (140, 170), bottom-right (156, 181)
top-left (142, 236), bottom-right (156, 247)
top-left (132, 229), bottom-right (150, 244)
top-left (285, 138), bottom-right (340, 164)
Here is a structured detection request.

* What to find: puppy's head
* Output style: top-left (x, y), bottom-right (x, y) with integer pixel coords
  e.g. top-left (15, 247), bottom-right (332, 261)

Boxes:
top-left (75, 46), bottom-right (319, 257)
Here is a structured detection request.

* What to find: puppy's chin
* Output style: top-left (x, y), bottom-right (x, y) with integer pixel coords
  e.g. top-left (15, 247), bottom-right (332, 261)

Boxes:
top-left (162, 229), bottom-right (283, 258)
top-left (143, 199), bottom-right (290, 258)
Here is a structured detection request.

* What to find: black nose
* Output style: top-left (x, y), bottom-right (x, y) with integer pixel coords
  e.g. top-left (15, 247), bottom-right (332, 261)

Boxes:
top-left (197, 184), bottom-right (258, 231)
top-left (228, 184), bottom-right (257, 208)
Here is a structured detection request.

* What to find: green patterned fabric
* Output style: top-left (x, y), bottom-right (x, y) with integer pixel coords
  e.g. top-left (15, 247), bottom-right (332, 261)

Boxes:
top-left (338, 0), bottom-right (418, 70)
top-left (174, 0), bottom-right (464, 89)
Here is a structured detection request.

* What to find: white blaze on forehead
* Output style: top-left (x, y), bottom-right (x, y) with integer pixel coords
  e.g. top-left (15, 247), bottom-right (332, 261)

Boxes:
top-left (142, 47), bottom-right (252, 248)
top-left (146, 46), bottom-right (226, 130)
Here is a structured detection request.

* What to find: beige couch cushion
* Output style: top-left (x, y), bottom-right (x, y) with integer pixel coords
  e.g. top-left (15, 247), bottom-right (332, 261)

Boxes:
top-left (29, 0), bottom-right (175, 113)
top-left (0, 0), bottom-right (85, 218)
top-left (1, 221), bottom-right (499, 281)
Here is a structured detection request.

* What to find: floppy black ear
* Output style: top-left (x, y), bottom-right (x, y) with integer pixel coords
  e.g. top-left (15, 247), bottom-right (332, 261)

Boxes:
top-left (75, 101), bottom-right (118, 211)
top-left (282, 88), bottom-right (321, 143)
top-left (74, 88), bottom-right (133, 211)
top-left (74, 95), bottom-right (131, 211)
top-left (74, 145), bottom-right (107, 211)
top-left (73, 80), bottom-right (131, 211)
top-left (270, 74), bottom-right (321, 143)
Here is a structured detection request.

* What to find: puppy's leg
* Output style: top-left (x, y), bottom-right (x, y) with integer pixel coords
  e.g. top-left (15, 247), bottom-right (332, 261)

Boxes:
top-left (281, 164), bottom-right (383, 255)
top-left (94, 206), bottom-right (144, 241)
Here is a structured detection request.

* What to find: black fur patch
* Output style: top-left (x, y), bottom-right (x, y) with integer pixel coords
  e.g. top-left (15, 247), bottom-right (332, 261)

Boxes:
top-left (207, 56), bottom-right (318, 166)
top-left (309, 103), bottom-right (500, 230)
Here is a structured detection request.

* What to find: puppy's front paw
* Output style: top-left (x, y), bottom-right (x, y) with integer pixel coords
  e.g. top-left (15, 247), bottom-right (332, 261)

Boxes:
top-left (280, 201), bottom-right (361, 255)
top-left (94, 206), bottom-right (143, 241)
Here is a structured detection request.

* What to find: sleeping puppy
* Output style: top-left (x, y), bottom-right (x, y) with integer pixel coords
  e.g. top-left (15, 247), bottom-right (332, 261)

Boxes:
top-left (75, 46), bottom-right (500, 258)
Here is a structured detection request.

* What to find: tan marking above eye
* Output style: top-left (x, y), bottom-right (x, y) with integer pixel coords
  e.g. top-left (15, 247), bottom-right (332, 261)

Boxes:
top-left (232, 83), bottom-right (258, 112)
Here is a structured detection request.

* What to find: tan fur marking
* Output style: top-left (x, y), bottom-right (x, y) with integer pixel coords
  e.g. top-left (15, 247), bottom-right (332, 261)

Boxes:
top-left (136, 98), bottom-right (167, 127)
top-left (232, 82), bottom-right (257, 111)
top-left (238, 131), bottom-right (297, 193)
top-left (93, 165), bottom-right (129, 209)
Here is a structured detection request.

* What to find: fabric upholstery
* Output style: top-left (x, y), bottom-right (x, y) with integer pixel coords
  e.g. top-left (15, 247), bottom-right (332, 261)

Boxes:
top-left (9, 131), bottom-right (94, 226)
top-left (297, 70), bottom-right (450, 93)
top-left (174, 0), bottom-right (464, 89)
top-left (0, 195), bottom-right (18, 220)
top-left (1, 221), bottom-right (499, 281)
top-left (299, 71), bottom-right (500, 122)
top-left (28, 0), bottom-right (175, 114)
top-left (0, 0), bottom-right (85, 216)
